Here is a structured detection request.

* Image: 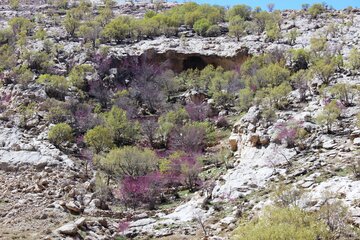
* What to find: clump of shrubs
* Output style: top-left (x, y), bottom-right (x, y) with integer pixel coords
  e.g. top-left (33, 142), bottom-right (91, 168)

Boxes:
top-left (48, 123), bottom-right (73, 146)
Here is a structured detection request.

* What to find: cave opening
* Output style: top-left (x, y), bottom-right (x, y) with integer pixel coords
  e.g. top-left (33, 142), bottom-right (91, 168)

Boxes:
top-left (112, 48), bottom-right (250, 76)
top-left (183, 56), bottom-right (208, 71)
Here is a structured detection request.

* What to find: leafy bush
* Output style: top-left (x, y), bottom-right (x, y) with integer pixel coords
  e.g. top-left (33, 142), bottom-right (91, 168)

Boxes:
top-left (25, 51), bottom-right (53, 73)
top-left (68, 64), bottom-right (94, 89)
top-left (103, 106), bottom-right (140, 146)
top-left (316, 100), bottom-right (342, 133)
top-left (347, 48), bottom-right (360, 71)
top-left (329, 83), bottom-right (359, 107)
top-left (311, 57), bottom-right (337, 84)
top-left (308, 3), bottom-right (325, 19)
top-left (8, 17), bottom-right (33, 37)
top-left (232, 206), bottom-right (330, 240)
top-left (238, 88), bottom-right (254, 112)
top-left (170, 121), bottom-right (215, 153)
top-left (226, 4), bottom-right (252, 21)
top-left (97, 146), bottom-right (158, 179)
top-left (168, 155), bottom-right (202, 192)
top-left (48, 123), bottom-right (73, 146)
top-left (37, 74), bottom-right (69, 100)
top-left (0, 45), bottom-right (17, 71)
top-left (229, 16), bottom-right (246, 41)
top-left (193, 19), bottom-right (211, 36)
top-left (206, 25), bottom-right (221, 37)
top-left (84, 126), bottom-right (113, 153)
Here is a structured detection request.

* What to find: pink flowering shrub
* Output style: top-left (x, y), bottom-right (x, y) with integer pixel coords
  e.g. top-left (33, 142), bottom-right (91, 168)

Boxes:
top-left (118, 172), bottom-right (163, 210)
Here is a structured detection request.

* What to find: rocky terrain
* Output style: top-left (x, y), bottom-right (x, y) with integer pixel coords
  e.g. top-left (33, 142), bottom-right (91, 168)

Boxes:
top-left (1, 1), bottom-right (360, 240)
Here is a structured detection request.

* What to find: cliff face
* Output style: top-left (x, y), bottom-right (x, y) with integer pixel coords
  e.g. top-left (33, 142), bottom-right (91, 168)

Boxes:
top-left (1, 2), bottom-right (360, 240)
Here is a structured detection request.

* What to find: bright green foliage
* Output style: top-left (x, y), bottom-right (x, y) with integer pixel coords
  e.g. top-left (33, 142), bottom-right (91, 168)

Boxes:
top-left (103, 106), bottom-right (140, 146)
top-left (193, 19), bottom-right (211, 36)
top-left (329, 83), bottom-right (359, 106)
top-left (310, 36), bottom-right (328, 56)
top-left (252, 11), bottom-right (272, 34)
top-left (54, 0), bottom-right (68, 9)
top-left (35, 28), bottom-right (47, 40)
top-left (101, 3), bottom-right (224, 41)
top-left (0, 28), bottom-right (13, 44)
top-left (206, 25), bottom-right (221, 37)
top-left (97, 146), bottom-right (158, 178)
top-left (0, 45), bottom-right (17, 71)
top-left (287, 28), bottom-right (299, 45)
top-left (256, 82), bottom-right (292, 109)
top-left (348, 48), bottom-right (360, 71)
top-left (48, 123), bottom-right (73, 146)
top-left (64, 14), bottom-right (79, 37)
top-left (63, 5), bottom-right (92, 37)
top-left (9, 0), bottom-right (20, 10)
top-left (232, 207), bottom-right (330, 240)
top-left (229, 16), bottom-right (246, 41)
top-left (238, 88), bottom-right (254, 112)
top-left (311, 57), bottom-right (337, 84)
top-left (84, 126), bottom-right (113, 153)
top-left (308, 3), bottom-right (325, 19)
top-left (288, 48), bottom-right (310, 71)
top-left (24, 50), bottom-right (53, 73)
top-left (264, 11), bottom-right (281, 42)
top-left (102, 16), bottom-right (131, 42)
top-left (37, 74), bottom-right (69, 93)
top-left (316, 100), bottom-right (341, 133)
top-left (254, 63), bottom-right (290, 88)
top-left (68, 64), bottom-right (94, 89)
top-left (265, 21), bottom-right (281, 42)
top-left (96, 5), bottom-right (114, 26)
top-left (78, 21), bottom-right (102, 47)
top-left (8, 17), bottom-right (33, 37)
top-left (226, 4), bottom-right (252, 21)
top-left (12, 65), bottom-right (34, 85)
top-left (158, 108), bottom-right (189, 144)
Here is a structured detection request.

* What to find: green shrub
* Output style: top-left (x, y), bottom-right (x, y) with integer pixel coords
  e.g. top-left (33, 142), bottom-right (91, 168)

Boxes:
top-left (103, 106), bottom-right (140, 146)
top-left (8, 17), bottom-right (33, 37)
top-left (229, 16), bottom-right (246, 41)
top-left (316, 100), bottom-right (341, 133)
top-left (206, 25), bottom-right (221, 37)
top-left (308, 3), bottom-right (325, 19)
top-left (238, 88), bottom-right (254, 112)
top-left (102, 16), bottom-right (131, 42)
top-left (226, 4), bottom-right (252, 21)
top-left (348, 48), bottom-right (360, 71)
top-left (68, 64), bottom-right (94, 89)
top-left (37, 74), bottom-right (69, 99)
top-left (25, 50), bottom-right (53, 73)
top-left (12, 65), bottom-right (34, 85)
top-left (35, 28), bottom-right (47, 40)
top-left (84, 126), bottom-right (113, 153)
top-left (97, 146), bottom-right (158, 179)
top-left (232, 206), bottom-right (330, 240)
top-left (48, 123), bottom-right (73, 146)
top-left (0, 45), bottom-right (17, 71)
top-left (10, 0), bottom-right (20, 10)
top-left (311, 57), bottom-right (337, 84)
top-left (256, 82), bottom-right (292, 110)
top-left (193, 18), bottom-right (211, 36)
top-left (329, 83), bottom-right (359, 106)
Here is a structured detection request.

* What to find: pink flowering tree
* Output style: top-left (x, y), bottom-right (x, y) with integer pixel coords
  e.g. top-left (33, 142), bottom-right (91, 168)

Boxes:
top-left (274, 120), bottom-right (303, 148)
top-left (168, 155), bottom-right (203, 192)
top-left (118, 172), bottom-right (164, 210)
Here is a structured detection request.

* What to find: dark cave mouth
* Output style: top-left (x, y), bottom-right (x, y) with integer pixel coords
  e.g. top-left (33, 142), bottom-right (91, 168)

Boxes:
top-left (112, 48), bottom-right (250, 74)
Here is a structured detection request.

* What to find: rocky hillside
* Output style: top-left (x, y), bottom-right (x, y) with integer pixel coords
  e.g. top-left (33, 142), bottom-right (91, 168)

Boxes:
top-left (1, 1), bottom-right (360, 240)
